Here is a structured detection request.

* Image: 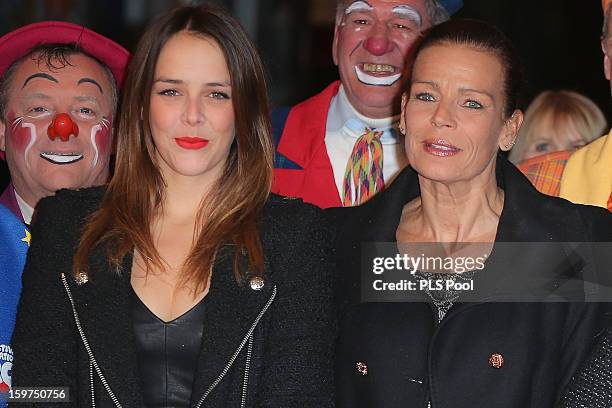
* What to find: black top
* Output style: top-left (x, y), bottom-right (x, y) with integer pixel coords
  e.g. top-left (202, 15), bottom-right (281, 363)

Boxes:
top-left (11, 190), bottom-right (336, 408)
top-left (131, 288), bottom-right (207, 407)
top-left (328, 155), bottom-right (612, 408)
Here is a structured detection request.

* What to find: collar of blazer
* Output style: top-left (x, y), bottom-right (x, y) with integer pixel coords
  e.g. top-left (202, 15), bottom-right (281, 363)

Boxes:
top-left (63, 244), bottom-right (276, 406)
top-left (331, 154), bottom-right (600, 304)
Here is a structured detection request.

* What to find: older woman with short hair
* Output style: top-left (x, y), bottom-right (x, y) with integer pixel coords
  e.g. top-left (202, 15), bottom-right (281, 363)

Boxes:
top-left (331, 19), bottom-right (612, 408)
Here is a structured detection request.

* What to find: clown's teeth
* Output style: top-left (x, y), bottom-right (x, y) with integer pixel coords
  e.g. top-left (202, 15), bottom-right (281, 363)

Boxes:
top-left (363, 63), bottom-right (396, 73)
top-left (355, 66), bottom-right (401, 86)
top-left (40, 152), bottom-right (83, 164)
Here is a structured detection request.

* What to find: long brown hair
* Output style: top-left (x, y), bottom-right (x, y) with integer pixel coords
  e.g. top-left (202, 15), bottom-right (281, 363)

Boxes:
top-left (73, 3), bottom-right (274, 291)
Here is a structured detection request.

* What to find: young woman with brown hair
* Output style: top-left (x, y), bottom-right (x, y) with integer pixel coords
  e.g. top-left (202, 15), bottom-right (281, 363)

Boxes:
top-left (10, 4), bottom-right (336, 407)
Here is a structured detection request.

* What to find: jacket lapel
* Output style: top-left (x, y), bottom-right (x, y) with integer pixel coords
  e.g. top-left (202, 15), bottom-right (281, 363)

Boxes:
top-left (66, 251), bottom-right (143, 406)
top-left (336, 157), bottom-right (589, 305)
top-left (190, 246), bottom-right (275, 405)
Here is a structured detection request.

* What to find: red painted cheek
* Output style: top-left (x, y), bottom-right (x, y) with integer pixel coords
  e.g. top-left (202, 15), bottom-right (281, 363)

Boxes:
top-left (7, 112), bottom-right (34, 154)
top-left (93, 120), bottom-right (112, 158)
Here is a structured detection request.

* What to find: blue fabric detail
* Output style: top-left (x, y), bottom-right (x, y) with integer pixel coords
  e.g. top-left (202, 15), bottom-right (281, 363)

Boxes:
top-left (439, 0), bottom-right (463, 15)
top-left (271, 107), bottom-right (302, 170)
top-left (0, 203), bottom-right (28, 401)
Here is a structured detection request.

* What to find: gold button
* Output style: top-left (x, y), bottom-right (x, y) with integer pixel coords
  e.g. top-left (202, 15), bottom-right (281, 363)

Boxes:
top-left (249, 276), bottom-right (265, 290)
top-left (489, 353), bottom-right (504, 369)
top-left (75, 271), bottom-right (89, 285)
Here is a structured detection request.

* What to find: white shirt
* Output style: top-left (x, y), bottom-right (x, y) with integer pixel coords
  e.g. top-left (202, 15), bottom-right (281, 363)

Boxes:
top-left (324, 85), bottom-right (407, 201)
top-left (15, 189), bottom-right (34, 225)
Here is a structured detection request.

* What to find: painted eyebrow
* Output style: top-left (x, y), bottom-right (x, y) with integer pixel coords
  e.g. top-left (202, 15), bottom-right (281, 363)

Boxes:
top-left (392, 5), bottom-right (422, 27)
top-left (77, 78), bottom-right (103, 94)
top-left (153, 78), bottom-right (231, 87)
top-left (22, 73), bottom-right (58, 88)
top-left (345, 1), bottom-right (372, 14)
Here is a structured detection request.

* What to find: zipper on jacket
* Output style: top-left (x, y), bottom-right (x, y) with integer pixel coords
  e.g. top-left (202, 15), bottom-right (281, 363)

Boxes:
top-left (61, 273), bottom-right (123, 408)
top-left (89, 360), bottom-right (96, 408)
top-left (240, 334), bottom-right (254, 408)
top-left (62, 273), bottom-right (276, 408)
top-left (194, 285), bottom-right (277, 408)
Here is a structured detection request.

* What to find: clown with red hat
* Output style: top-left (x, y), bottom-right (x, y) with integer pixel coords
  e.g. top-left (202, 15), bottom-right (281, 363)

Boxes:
top-left (0, 22), bottom-right (128, 404)
top-left (0, 21), bottom-right (129, 224)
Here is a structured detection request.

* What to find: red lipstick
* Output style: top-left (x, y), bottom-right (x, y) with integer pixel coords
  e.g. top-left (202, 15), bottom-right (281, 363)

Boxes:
top-left (422, 139), bottom-right (462, 157)
top-left (175, 137), bottom-right (209, 150)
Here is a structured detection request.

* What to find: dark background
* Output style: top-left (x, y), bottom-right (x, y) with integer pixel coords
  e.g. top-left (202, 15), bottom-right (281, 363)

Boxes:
top-left (0, 0), bottom-right (608, 190)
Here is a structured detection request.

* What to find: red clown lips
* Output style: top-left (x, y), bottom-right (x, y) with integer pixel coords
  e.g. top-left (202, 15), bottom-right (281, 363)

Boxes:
top-left (47, 113), bottom-right (79, 142)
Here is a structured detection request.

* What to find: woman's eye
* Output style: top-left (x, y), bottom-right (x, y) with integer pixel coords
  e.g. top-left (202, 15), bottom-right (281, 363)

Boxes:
top-left (210, 91), bottom-right (230, 100)
top-left (414, 92), bottom-right (434, 102)
top-left (464, 100), bottom-right (483, 109)
top-left (159, 89), bottom-right (180, 97)
top-left (535, 143), bottom-right (550, 152)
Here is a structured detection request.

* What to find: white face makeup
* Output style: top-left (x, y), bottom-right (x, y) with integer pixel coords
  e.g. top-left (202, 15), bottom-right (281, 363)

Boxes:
top-left (9, 119), bottom-right (40, 168)
top-left (89, 117), bottom-right (110, 167)
top-left (352, 4), bottom-right (421, 87)
top-left (355, 66), bottom-right (402, 86)
top-left (344, 1), bottom-right (373, 15)
top-left (11, 115), bottom-right (110, 167)
top-left (393, 5), bottom-right (422, 27)
top-left (12, 117), bottom-right (85, 167)
top-left (333, 0), bottom-right (429, 118)
top-left (2, 53), bottom-right (113, 207)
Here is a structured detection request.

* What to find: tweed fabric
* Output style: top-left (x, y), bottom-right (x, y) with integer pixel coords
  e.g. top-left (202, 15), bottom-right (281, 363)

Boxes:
top-left (558, 329), bottom-right (612, 408)
top-left (10, 187), bottom-right (337, 407)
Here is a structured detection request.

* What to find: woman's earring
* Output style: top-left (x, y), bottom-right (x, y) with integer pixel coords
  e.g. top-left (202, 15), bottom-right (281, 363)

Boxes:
top-left (398, 124), bottom-right (405, 134)
top-left (504, 140), bottom-right (515, 150)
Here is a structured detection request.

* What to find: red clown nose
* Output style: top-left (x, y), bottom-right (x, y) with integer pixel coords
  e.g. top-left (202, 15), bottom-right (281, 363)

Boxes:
top-left (47, 113), bottom-right (79, 142)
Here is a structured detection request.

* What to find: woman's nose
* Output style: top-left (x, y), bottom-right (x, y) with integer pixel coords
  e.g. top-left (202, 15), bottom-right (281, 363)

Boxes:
top-left (431, 102), bottom-right (456, 128)
top-left (183, 98), bottom-right (205, 126)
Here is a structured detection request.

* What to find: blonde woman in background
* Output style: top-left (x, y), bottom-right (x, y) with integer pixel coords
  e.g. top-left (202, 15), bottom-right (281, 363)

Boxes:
top-left (509, 90), bottom-right (607, 163)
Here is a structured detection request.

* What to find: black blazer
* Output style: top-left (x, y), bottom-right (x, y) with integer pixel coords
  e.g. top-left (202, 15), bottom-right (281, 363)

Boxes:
top-left (10, 187), bottom-right (336, 407)
top-left (328, 156), bottom-right (612, 408)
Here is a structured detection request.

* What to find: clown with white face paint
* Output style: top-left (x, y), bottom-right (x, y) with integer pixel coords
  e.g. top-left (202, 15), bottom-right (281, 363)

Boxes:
top-left (0, 22), bottom-right (128, 224)
top-left (343, 1), bottom-right (422, 88)
top-left (0, 21), bottom-right (128, 403)
top-left (272, 0), bottom-right (462, 208)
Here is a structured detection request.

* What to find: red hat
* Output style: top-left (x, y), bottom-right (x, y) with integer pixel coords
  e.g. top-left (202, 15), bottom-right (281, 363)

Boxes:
top-left (0, 20), bottom-right (129, 87)
top-left (0, 21), bottom-right (129, 160)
